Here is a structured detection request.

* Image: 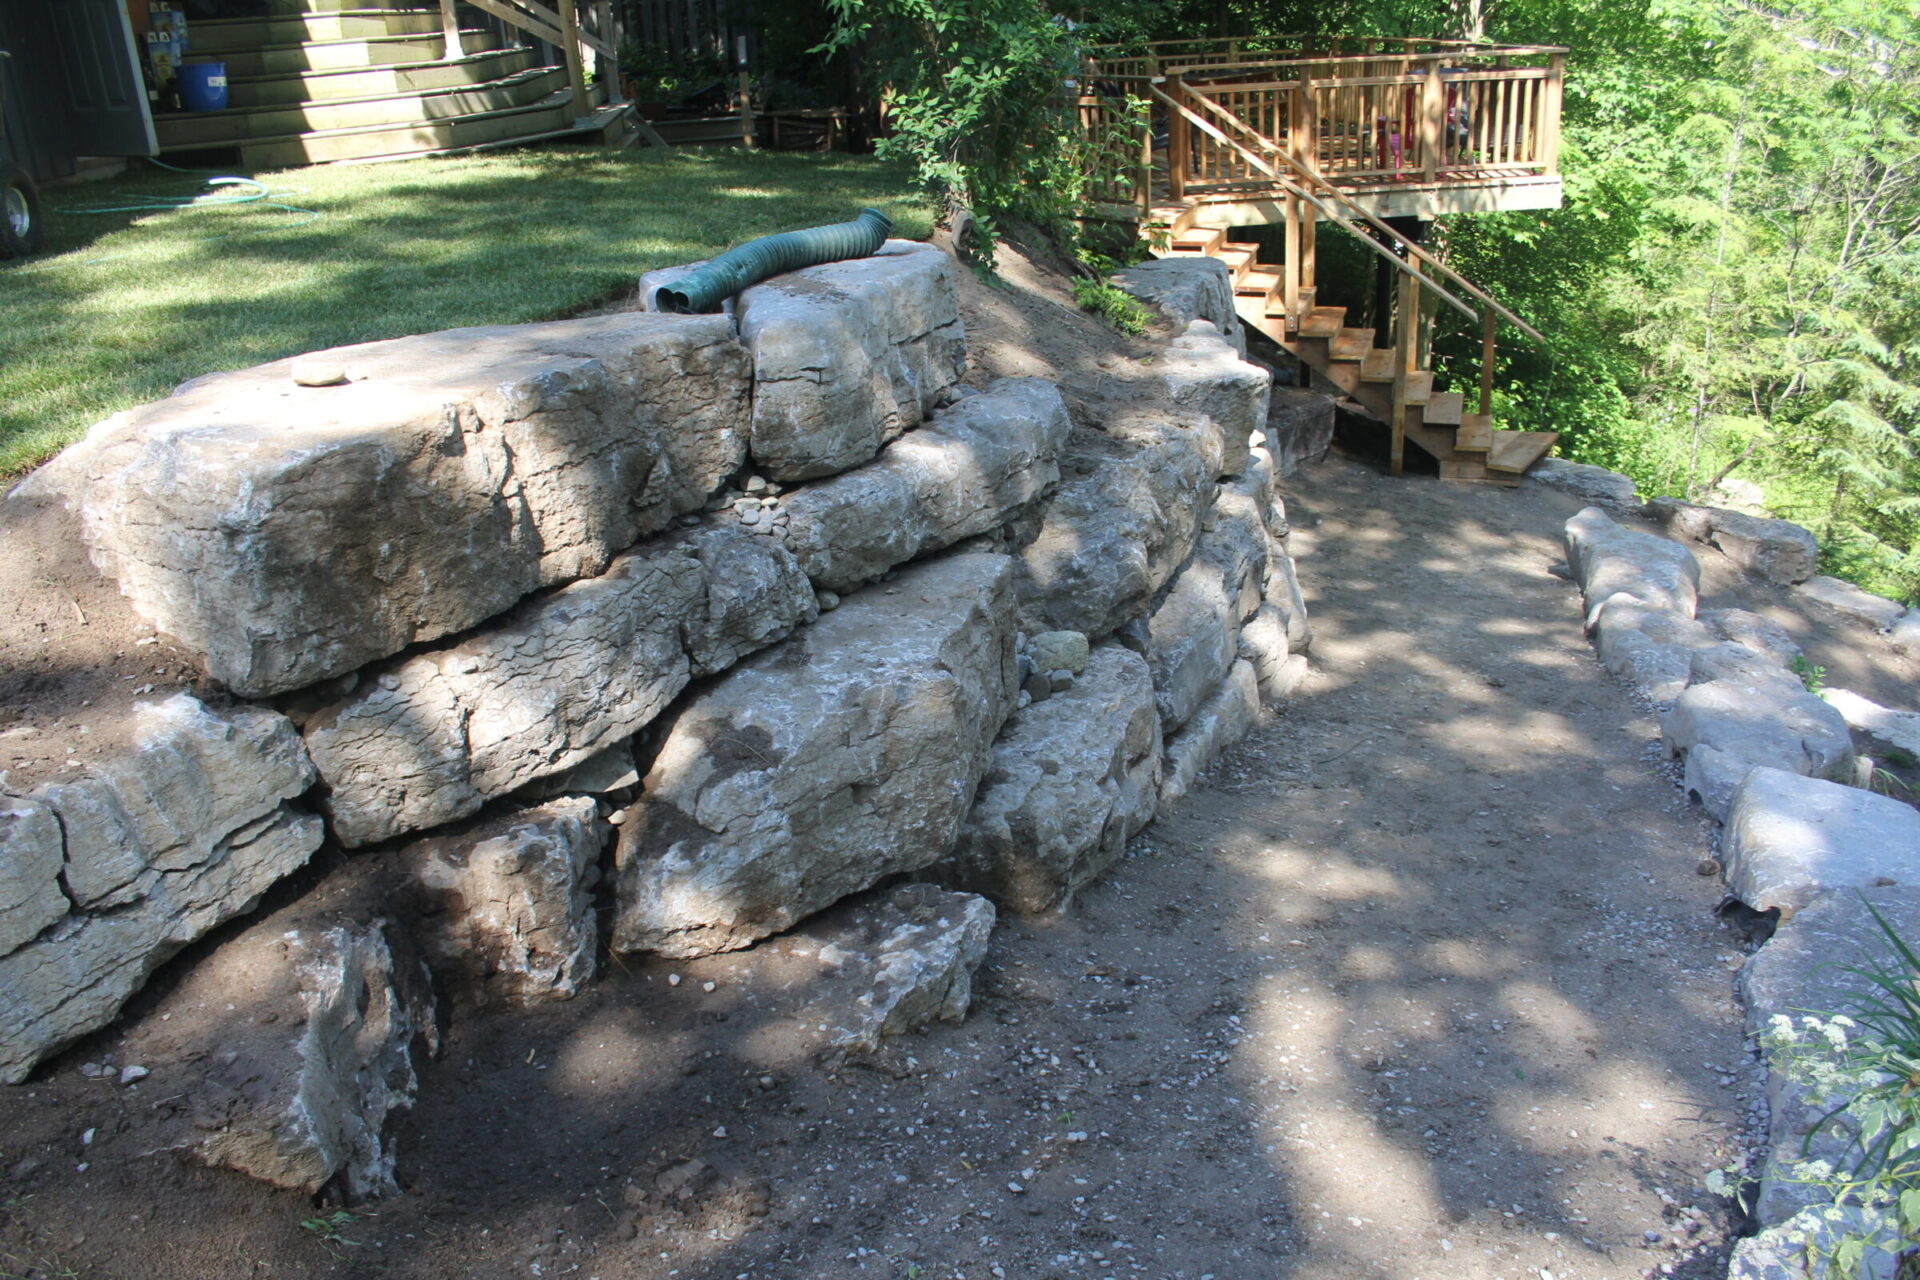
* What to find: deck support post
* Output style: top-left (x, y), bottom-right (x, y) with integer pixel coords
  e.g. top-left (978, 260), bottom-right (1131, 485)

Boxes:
top-left (1392, 270), bottom-right (1417, 477)
top-left (439, 0), bottom-right (461, 61)
top-left (1419, 59), bottom-right (1444, 183)
top-left (1282, 193), bottom-right (1301, 330)
top-left (1168, 75), bottom-right (1189, 200)
top-left (1540, 52), bottom-right (1566, 174)
top-left (557, 0), bottom-right (590, 123)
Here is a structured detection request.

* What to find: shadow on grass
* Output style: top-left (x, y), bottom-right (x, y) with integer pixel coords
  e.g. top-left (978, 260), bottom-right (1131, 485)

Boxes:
top-left (0, 149), bottom-right (934, 477)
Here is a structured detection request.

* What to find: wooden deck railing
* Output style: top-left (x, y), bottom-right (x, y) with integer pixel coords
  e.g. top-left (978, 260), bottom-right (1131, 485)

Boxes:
top-left (1087, 37), bottom-right (1565, 201)
top-left (440, 0), bottom-right (622, 121)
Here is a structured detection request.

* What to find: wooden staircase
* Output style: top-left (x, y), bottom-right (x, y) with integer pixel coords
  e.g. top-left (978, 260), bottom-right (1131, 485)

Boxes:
top-left (152, 1), bottom-right (628, 168)
top-left (1158, 212), bottom-right (1557, 483)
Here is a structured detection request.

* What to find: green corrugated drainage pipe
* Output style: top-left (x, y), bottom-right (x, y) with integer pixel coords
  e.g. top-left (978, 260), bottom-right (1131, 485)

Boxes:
top-left (655, 207), bottom-right (893, 314)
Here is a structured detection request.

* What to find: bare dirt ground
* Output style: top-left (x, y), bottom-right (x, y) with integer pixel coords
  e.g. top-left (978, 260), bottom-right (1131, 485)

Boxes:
top-left (4, 229), bottom-right (1914, 1280)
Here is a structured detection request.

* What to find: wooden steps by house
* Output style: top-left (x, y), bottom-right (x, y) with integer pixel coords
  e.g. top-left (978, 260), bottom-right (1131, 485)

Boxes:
top-left (1169, 206), bottom-right (1557, 482)
top-left (152, 3), bottom-right (627, 167)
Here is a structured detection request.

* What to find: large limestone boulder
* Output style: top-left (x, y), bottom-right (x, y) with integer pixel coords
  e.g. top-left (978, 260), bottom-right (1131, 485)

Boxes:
top-left (819, 884), bottom-right (997, 1052)
top-left (306, 525), bottom-right (815, 847)
top-left (124, 911), bottom-right (438, 1200)
top-left (1644, 498), bottom-right (1818, 585)
top-left (1159, 660), bottom-right (1262, 813)
top-left (1564, 506), bottom-right (1701, 627)
top-left (1822, 688), bottom-right (1920, 758)
top-left (1158, 320), bottom-right (1271, 477)
top-left (1722, 768), bottom-right (1920, 916)
top-left (944, 645), bottom-right (1161, 914)
top-left (780, 377), bottom-right (1071, 593)
top-left (612, 552), bottom-right (1019, 958)
top-left (1739, 886), bottom-right (1920, 1229)
top-left (1015, 411), bottom-right (1224, 639)
top-left (735, 240), bottom-right (966, 480)
top-left (1111, 256), bottom-right (1243, 352)
top-left (1662, 679), bottom-right (1856, 820)
top-left (31, 314), bottom-right (750, 697)
top-left (391, 797), bottom-right (604, 1004)
top-left (0, 695), bottom-right (323, 1083)
top-left (0, 799), bottom-right (67, 957)
top-left (1797, 576), bottom-right (1905, 632)
top-left (1590, 596), bottom-right (1715, 703)
top-left (1264, 387), bottom-right (1336, 477)
top-left (1526, 459), bottom-right (1638, 512)
top-left (1125, 490), bottom-right (1268, 733)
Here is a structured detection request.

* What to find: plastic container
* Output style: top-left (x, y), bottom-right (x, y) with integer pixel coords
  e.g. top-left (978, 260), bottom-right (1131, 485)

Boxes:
top-left (178, 61), bottom-right (227, 112)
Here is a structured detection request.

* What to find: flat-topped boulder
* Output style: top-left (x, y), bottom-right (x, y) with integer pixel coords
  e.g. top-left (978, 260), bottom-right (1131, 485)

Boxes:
top-left (1663, 678), bottom-right (1855, 820)
top-left (1564, 506), bottom-right (1702, 627)
top-left (1722, 768), bottom-right (1920, 916)
top-left (0, 694), bottom-right (322, 1083)
top-left (1157, 320), bottom-right (1270, 476)
top-left (1643, 498), bottom-right (1818, 585)
top-left (306, 524), bottom-right (815, 847)
top-left (780, 377), bottom-right (1070, 593)
top-left (1527, 459), bottom-right (1638, 512)
top-left (735, 240), bottom-right (966, 480)
top-left (612, 552), bottom-right (1019, 958)
top-left (1797, 575), bottom-right (1906, 632)
top-left (1112, 256), bottom-right (1243, 352)
top-left (32, 313), bottom-right (750, 697)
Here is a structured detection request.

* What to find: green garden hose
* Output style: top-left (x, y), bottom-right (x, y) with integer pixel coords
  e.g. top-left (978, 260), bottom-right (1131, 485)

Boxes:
top-left (655, 207), bottom-right (892, 313)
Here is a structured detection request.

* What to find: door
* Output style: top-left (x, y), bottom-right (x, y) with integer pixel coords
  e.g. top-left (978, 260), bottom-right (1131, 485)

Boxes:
top-left (51, 0), bottom-right (155, 157)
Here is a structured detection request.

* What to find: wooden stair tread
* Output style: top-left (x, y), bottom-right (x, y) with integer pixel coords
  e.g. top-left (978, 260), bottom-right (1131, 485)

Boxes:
top-left (1454, 412), bottom-right (1493, 453)
top-left (1403, 371), bottom-right (1432, 404)
top-left (1423, 391), bottom-right (1465, 426)
top-left (1235, 269), bottom-right (1282, 295)
top-left (1329, 328), bottom-right (1374, 361)
top-left (1168, 227), bottom-right (1225, 255)
top-left (1299, 306), bottom-right (1346, 338)
top-left (1486, 429), bottom-right (1560, 474)
top-left (1360, 349), bottom-right (1395, 382)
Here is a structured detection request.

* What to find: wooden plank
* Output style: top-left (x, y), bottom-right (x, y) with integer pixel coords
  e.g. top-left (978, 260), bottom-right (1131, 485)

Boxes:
top-left (1454, 412), bottom-right (1493, 453)
top-left (1403, 370), bottom-right (1432, 404)
top-left (1300, 305), bottom-right (1346, 338)
top-left (1423, 390), bottom-right (1465, 426)
top-left (1360, 348), bottom-right (1395, 382)
top-left (1330, 327), bottom-right (1374, 361)
top-left (1236, 268), bottom-right (1282, 296)
top-left (1486, 429), bottom-right (1559, 474)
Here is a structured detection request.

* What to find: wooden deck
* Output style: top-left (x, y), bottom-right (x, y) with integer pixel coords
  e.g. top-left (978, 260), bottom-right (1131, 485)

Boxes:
top-left (1093, 40), bottom-right (1567, 483)
top-left (1081, 37), bottom-right (1565, 221)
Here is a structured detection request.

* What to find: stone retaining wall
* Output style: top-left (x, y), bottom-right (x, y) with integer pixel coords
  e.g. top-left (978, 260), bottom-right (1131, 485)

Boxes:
top-left (1, 240), bottom-right (1309, 1197)
top-left (1558, 482), bottom-right (1920, 1280)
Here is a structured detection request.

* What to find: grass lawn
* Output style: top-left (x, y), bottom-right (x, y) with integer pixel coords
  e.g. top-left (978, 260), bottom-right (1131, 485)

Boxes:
top-left (0, 148), bottom-right (934, 478)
